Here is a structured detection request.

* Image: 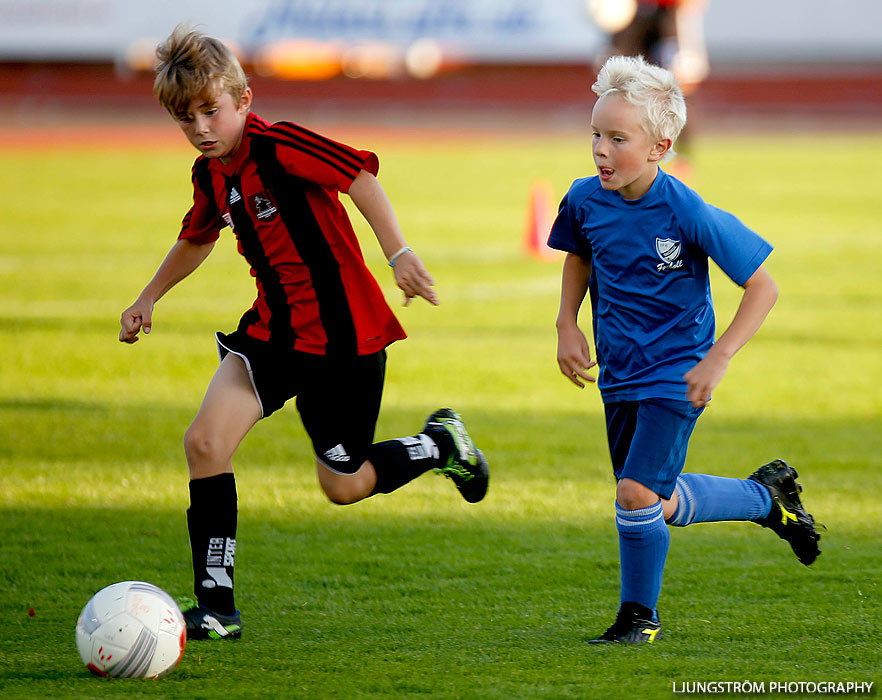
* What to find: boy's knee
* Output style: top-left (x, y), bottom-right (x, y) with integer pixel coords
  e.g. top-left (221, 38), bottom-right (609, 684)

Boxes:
top-left (317, 460), bottom-right (373, 505)
top-left (323, 487), bottom-right (357, 505)
top-left (616, 478), bottom-right (659, 510)
top-left (320, 478), bottom-right (363, 505)
top-left (184, 424), bottom-right (222, 464)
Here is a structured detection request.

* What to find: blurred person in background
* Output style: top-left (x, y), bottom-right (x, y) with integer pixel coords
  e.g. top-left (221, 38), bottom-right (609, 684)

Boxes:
top-left (590, 0), bottom-right (709, 177)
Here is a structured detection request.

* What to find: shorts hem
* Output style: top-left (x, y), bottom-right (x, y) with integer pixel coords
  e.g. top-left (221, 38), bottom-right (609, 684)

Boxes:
top-left (316, 456), bottom-right (368, 477)
top-left (615, 474), bottom-right (678, 501)
top-left (215, 332), bottom-right (266, 418)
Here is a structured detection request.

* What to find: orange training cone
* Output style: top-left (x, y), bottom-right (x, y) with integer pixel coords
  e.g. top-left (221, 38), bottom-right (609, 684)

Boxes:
top-left (523, 179), bottom-right (560, 261)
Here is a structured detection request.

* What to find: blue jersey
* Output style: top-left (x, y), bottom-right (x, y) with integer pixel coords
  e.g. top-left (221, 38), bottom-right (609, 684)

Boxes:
top-left (548, 169), bottom-right (772, 403)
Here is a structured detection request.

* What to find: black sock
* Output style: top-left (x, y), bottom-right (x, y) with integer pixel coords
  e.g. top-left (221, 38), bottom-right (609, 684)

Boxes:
top-left (369, 430), bottom-right (454, 495)
top-left (187, 473), bottom-right (238, 616)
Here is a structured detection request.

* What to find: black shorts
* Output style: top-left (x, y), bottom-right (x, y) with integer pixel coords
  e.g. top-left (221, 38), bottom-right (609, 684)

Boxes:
top-left (216, 331), bottom-right (385, 474)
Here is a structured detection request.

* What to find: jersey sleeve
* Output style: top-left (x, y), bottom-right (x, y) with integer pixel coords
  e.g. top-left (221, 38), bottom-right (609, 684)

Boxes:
top-left (259, 121), bottom-right (379, 192)
top-left (688, 204), bottom-right (773, 286)
top-left (178, 157), bottom-right (225, 244)
top-left (548, 185), bottom-right (591, 258)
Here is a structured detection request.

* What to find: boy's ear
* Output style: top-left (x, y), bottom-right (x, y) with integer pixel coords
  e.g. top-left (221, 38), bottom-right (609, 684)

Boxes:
top-left (648, 138), bottom-right (672, 162)
top-left (238, 87), bottom-right (253, 112)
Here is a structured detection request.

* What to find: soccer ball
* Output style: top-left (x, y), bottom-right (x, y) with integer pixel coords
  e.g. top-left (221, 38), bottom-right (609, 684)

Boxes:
top-left (75, 581), bottom-right (186, 678)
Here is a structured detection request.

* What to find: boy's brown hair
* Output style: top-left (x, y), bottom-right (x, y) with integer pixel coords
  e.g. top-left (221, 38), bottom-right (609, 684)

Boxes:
top-left (154, 24), bottom-right (248, 119)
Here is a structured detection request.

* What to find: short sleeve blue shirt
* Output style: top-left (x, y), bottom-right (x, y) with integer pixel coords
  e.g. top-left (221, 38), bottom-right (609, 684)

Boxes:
top-left (548, 169), bottom-right (772, 403)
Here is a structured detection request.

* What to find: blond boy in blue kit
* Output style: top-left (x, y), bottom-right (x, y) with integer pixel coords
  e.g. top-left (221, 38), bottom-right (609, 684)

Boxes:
top-left (549, 55), bottom-right (821, 643)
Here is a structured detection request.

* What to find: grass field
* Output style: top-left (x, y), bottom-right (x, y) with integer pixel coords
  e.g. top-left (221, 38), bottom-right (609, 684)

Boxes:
top-left (1, 122), bottom-right (881, 700)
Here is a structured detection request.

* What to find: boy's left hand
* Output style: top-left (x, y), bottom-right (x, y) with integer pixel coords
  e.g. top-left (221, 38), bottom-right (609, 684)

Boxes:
top-left (684, 350), bottom-right (729, 408)
top-left (392, 251), bottom-right (438, 306)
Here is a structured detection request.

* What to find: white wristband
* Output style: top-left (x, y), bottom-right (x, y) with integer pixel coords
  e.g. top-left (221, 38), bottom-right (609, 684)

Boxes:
top-left (388, 246), bottom-right (413, 267)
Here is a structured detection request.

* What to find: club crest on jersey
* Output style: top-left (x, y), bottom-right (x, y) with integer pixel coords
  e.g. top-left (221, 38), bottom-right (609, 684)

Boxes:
top-left (655, 237), bottom-right (684, 272)
top-left (251, 191), bottom-right (278, 221)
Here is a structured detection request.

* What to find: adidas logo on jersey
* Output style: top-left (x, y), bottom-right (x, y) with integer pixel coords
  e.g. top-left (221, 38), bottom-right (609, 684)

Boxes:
top-left (229, 187), bottom-right (242, 204)
top-left (324, 444), bottom-right (350, 462)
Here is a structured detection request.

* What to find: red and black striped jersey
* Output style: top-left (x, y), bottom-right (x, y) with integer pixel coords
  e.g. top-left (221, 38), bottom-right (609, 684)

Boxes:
top-left (178, 112), bottom-right (406, 357)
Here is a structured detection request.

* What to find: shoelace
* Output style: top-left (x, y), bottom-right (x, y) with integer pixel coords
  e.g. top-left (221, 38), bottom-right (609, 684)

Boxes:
top-left (434, 463), bottom-right (475, 481)
top-left (177, 596), bottom-right (198, 612)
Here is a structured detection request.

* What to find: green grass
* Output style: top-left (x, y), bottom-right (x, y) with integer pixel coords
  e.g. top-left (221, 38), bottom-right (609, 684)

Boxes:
top-left (1, 125), bottom-right (881, 699)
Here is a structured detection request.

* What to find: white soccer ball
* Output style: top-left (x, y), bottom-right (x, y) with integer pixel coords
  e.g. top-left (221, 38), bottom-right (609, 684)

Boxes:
top-left (75, 581), bottom-right (186, 678)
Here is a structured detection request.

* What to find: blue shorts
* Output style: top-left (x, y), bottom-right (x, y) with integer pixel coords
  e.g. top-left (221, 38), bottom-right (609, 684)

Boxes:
top-left (604, 398), bottom-right (704, 500)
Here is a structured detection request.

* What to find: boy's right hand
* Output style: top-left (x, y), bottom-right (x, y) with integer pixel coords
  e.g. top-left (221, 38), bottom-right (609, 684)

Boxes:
top-left (392, 251), bottom-right (438, 307)
top-left (557, 323), bottom-right (597, 388)
top-left (119, 298), bottom-right (154, 344)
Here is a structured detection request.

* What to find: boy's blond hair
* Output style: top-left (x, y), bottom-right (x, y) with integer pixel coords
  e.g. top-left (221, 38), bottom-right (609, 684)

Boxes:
top-left (592, 55), bottom-right (686, 149)
top-left (154, 25), bottom-right (248, 118)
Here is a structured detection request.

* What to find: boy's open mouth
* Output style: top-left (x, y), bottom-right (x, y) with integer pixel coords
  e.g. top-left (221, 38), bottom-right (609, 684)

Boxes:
top-left (599, 167), bottom-right (614, 180)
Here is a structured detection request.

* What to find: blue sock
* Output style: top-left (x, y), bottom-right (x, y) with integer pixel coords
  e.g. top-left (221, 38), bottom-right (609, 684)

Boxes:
top-left (617, 500), bottom-right (669, 616)
top-left (667, 473), bottom-right (772, 527)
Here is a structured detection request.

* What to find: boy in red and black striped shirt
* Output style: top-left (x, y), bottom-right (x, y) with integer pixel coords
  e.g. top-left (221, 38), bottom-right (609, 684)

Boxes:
top-left (119, 25), bottom-right (489, 641)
